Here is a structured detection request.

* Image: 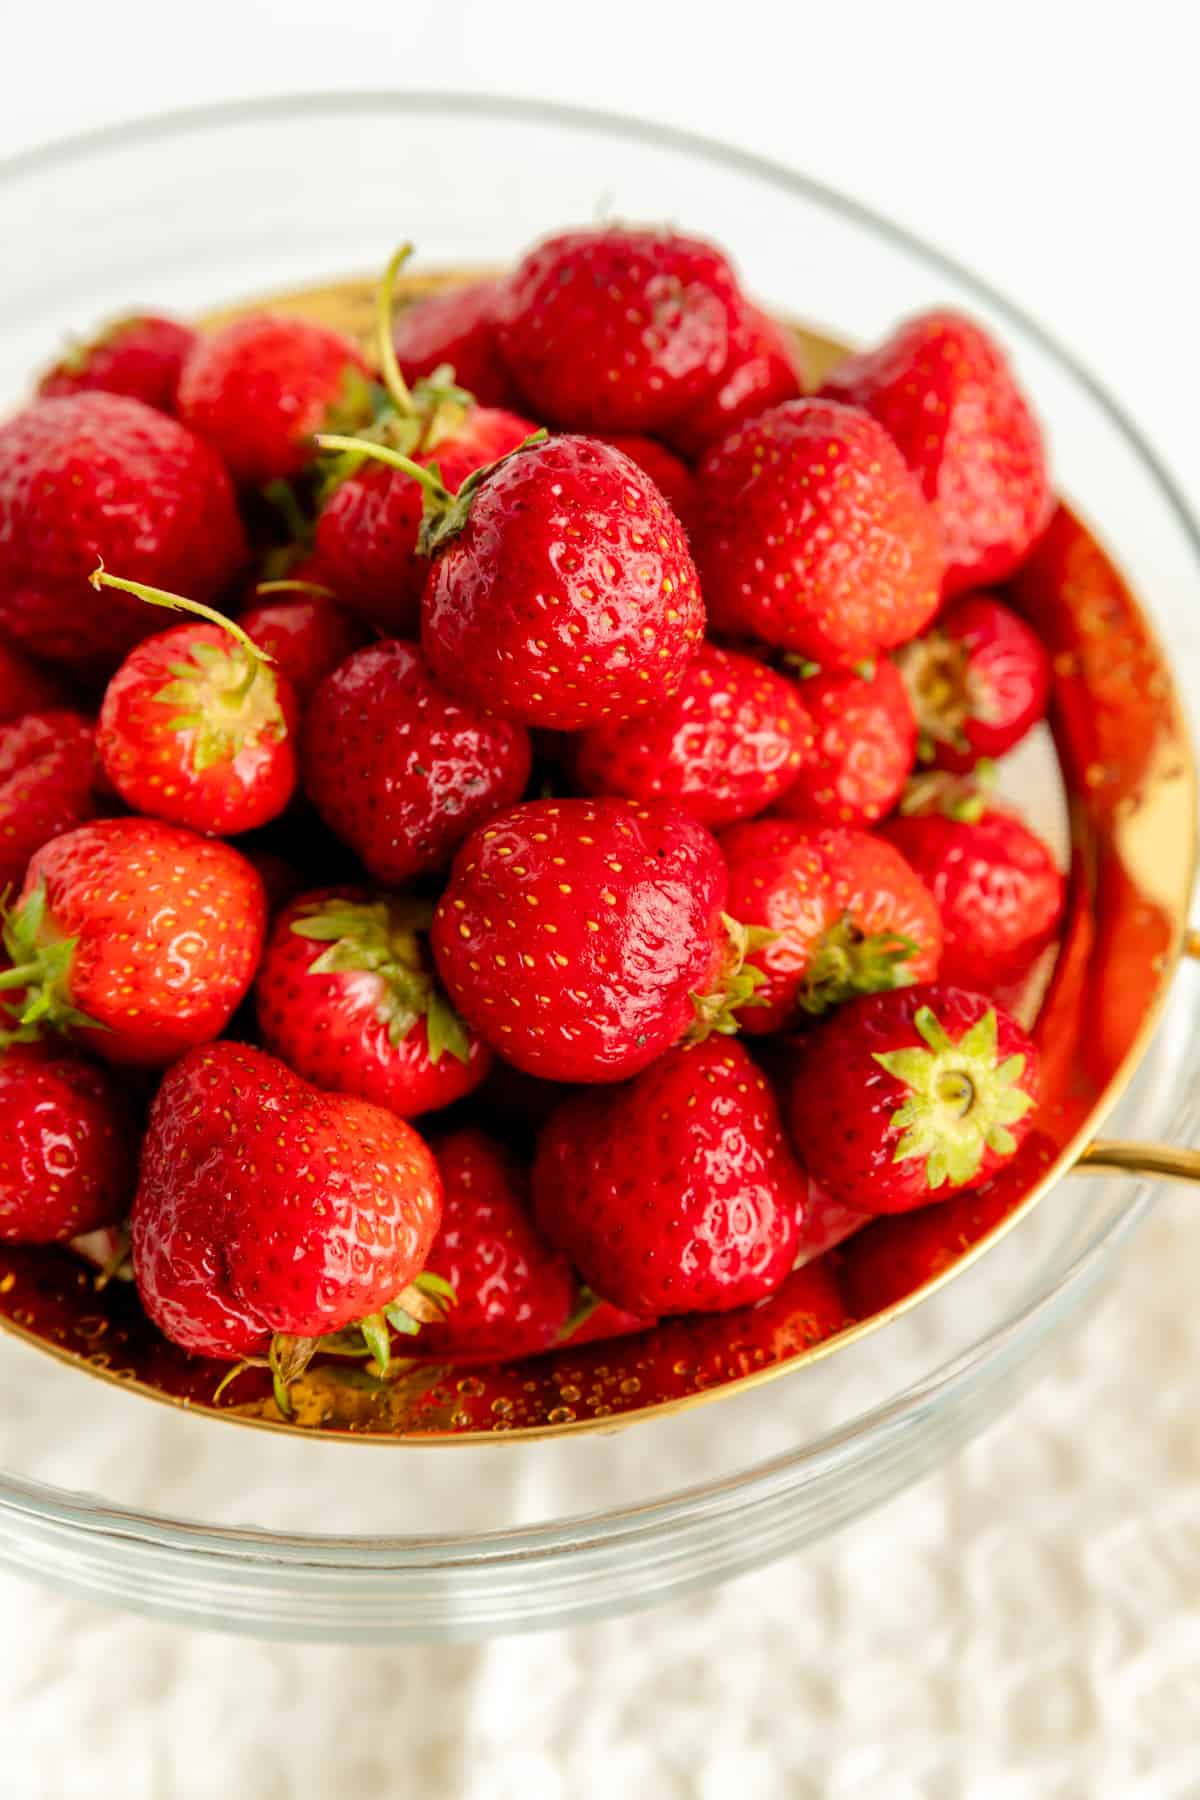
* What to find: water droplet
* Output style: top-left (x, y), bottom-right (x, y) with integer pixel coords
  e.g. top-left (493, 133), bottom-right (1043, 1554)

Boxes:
top-left (74, 1315), bottom-right (109, 1340)
top-left (456, 1375), bottom-right (485, 1397)
top-left (490, 1396), bottom-right (513, 1416)
top-left (451, 1408), bottom-right (472, 1428)
top-left (87, 1351), bottom-right (111, 1369)
top-left (547, 1405), bottom-right (576, 1424)
top-left (672, 1360), bottom-right (692, 1377)
top-left (557, 1383), bottom-right (581, 1403)
top-left (618, 1376), bottom-right (641, 1396)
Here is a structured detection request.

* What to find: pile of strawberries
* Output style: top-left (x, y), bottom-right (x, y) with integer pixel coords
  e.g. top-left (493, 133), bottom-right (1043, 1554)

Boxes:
top-left (0, 224), bottom-right (1066, 1413)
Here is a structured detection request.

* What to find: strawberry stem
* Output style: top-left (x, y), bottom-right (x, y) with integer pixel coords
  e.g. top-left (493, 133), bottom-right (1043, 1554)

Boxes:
top-left (252, 578), bottom-right (336, 602)
top-left (89, 564), bottom-right (272, 675)
top-left (375, 242), bottom-right (417, 417)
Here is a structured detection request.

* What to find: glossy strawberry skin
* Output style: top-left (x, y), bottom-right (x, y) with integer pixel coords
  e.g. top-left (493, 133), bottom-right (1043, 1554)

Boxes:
top-left (573, 642), bottom-right (813, 826)
top-left (821, 311), bottom-right (1053, 595)
top-left (532, 1039), bottom-right (804, 1316)
top-left (0, 639), bottom-right (71, 722)
top-left (38, 314), bottom-right (196, 414)
top-left (131, 1042), bottom-right (442, 1360)
top-left (498, 226), bottom-right (747, 432)
top-left (898, 591), bottom-right (1051, 771)
top-left (302, 640), bottom-right (532, 885)
top-left (599, 436), bottom-right (698, 533)
top-left (721, 820), bottom-right (942, 1033)
top-left (558, 1298), bottom-right (656, 1348)
top-left (881, 809), bottom-right (1065, 991)
top-left (392, 280), bottom-right (518, 409)
top-left (255, 888), bottom-right (492, 1119)
top-left (239, 593), bottom-right (369, 701)
top-left (664, 305), bottom-right (804, 459)
top-left (694, 399), bottom-right (943, 667)
top-left (415, 1129), bottom-right (574, 1363)
top-left (15, 818), bottom-right (267, 1067)
top-left (0, 1045), bottom-right (135, 1244)
top-left (0, 709), bottom-right (98, 891)
top-left (177, 315), bottom-right (371, 487)
top-left (97, 623), bottom-right (300, 837)
top-left (773, 658), bottom-right (917, 828)
top-left (421, 436), bottom-right (704, 729)
top-left (431, 797), bottom-right (731, 1084)
top-left (0, 393), bottom-right (247, 671)
top-left (314, 407), bottom-right (535, 635)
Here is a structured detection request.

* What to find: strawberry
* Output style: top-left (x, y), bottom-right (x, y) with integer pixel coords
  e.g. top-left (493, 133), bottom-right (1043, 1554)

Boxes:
top-left (772, 657), bottom-right (917, 828)
top-left (0, 1044), bottom-right (135, 1243)
top-left (177, 314), bottom-right (373, 487)
top-left (430, 796), bottom-right (761, 1083)
top-left (895, 591), bottom-right (1051, 771)
top-left (0, 817), bottom-right (266, 1067)
top-left (92, 572), bottom-right (299, 837)
top-left (821, 311), bottom-right (1053, 594)
top-left (238, 584), bottom-right (368, 700)
top-left (792, 1171), bottom-right (872, 1268)
top-left (392, 279), bottom-right (518, 409)
top-left (532, 1039), bottom-right (803, 1315)
top-left (664, 304), bottom-right (804, 459)
top-left (598, 436), bottom-right (698, 533)
top-left (694, 399), bottom-right (943, 666)
top-left (572, 641), bottom-right (813, 826)
top-left (557, 1296), bottom-right (656, 1348)
top-left (721, 820), bottom-right (943, 1032)
top-left (0, 637), bottom-right (71, 722)
top-left (881, 808), bottom-right (1065, 992)
top-left (38, 314), bottom-right (196, 414)
top-left (414, 1129), bottom-right (574, 1362)
top-left (301, 639), bottom-right (531, 885)
top-left (0, 709), bottom-right (98, 892)
top-left (497, 225), bottom-right (747, 432)
top-left (787, 983), bottom-right (1039, 1213)
top-left (841, 1183), bottom-right (1014, 1317)
top-left (255, 888), bottom-right (491, 1119)
top-left (0, 393), bottom-right (247, 671)
top-left (131, 1042), bottom-right (443, 1394)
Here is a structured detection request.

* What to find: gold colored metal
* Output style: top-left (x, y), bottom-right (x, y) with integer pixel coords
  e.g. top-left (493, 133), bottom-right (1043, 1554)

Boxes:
top-left (1, 269), bottom-right (1196, 1445)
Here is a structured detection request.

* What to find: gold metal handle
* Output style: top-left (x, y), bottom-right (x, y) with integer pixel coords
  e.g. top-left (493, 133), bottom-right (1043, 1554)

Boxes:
top-left (1075, 1140), bottom-right (1200, 1184)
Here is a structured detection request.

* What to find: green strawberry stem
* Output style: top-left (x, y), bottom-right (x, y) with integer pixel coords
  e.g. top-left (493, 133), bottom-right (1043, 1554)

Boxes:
top-left (801, 916), bottom-right (919, 1017)
top-left (89, 564), bottom-right (273, 701)
top-left (252, 578), bottom-right (336, 602)
top-left (556, 1285), bottom-right (602, 1344)
top-left (374, 241), bottom-right (417, 417)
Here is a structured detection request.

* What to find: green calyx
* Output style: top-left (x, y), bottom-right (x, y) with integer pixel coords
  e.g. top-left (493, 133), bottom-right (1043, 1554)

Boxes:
top-left (291, 895), bottom-right (471, 1064)
top-left (900, 759), bottom-right (996, 824)
top-left (874, 1004), bottom-right (1034, 1191)
top-left (688, 914), bottom-right (776, 1041)
top-left (0, 882), bottom-right (102, 1045)
top-left (801, 913), bottom-right (918, 1018)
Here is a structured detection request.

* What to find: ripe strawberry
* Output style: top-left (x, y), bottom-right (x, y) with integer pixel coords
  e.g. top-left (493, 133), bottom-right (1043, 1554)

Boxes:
top-left (0, 638), bottom-right (71, 722)
top-left (881, 808), bottom-right (1065, 992)
top-left (0, 393), bottom-right (247, 671)
top-left (0, 818), bottom-right (266, 1067)
top-left (0, 709), bottom-right (97, 891)
top-left (792, 1172), bottom-right (872, 1268)
top-left (694, 399), bottom-right (943, 666)
top-left (572, 641), bottom-right (813, 826)
top-left (532, 1039), bottom-right (803, 1316)
top-left (414, 1129), bottom-right (574, 1362)
top-left (598, 436), bottom-right (698, 533)
top-left (896, 591), bottom-right (1051, 771)
top-left (664, 304), bottom-right (804, 459)
top-left (392, 279), bottom-right (517, 409)
top-left (788, 983), bottom-right (1039, 1213)
top-left (256, 888), bottom-right (491, 1119)
top-left (773, 657), bottom-right (917, 828)
top-left (178, 315), bottom-right (373, 487)
top-left (497, 225), bottom-right (747, 432)
top-left (721, 820), bottom-right (942, 1032)
top-left (38, 314), bottom-right (196, 413)
top-left (431, 796), bottom-right (761, 1083)
top-left (557, 1296), bottom-right (656, 1348)
top-left (239, 584), bottom-right (369, 700)
top-left (131, 1042), bottom-right (442, 1389)
top-left (302, 640), bottom-right (531, 885)
top-left (0, 1044), bottom-right (135, 1244)
top-left (93, 573), bottom-right (299, 837)
top-left (821, 311), bottom-right (1053, 594)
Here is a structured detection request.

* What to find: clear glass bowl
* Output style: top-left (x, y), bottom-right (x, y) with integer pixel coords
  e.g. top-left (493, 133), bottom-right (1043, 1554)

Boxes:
top-left (2, 94), bottom-right (1197, 1642)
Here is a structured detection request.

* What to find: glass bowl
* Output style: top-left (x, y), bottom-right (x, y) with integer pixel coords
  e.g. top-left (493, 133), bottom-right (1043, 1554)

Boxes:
top-left (1, 93), bottom-right (1198, 1642)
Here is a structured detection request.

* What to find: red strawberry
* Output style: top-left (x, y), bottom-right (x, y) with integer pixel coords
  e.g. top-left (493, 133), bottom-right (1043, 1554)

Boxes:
top-left (881, 808), bottom-right (1065, 992)
top-left (38, 314), bottom-right (196, 414)
top-left (0, 709), bottom-right (97, 891)
top-left (255, 888), bottom-right (491, 1119)
top-left (532, 1039), bottom-right (803, 1316)
top-left (598, 436), bottom-right (698, 532)
top-left (821, 311), bottom-right (1053, 594)
top-left (414, 1129), bottom-right (574, 1362)
top-left (572, 641), bottom-right (813, 826)
top-left (792, 1172), bottom-right (871, 1268)
top-left (239, 585), bottom-right (369, 701)
top-left (665, 304), bottom-right (804, 459)
top-left (694, 399), bottom-right (943, 666)
top-left (788, 983), bottom-right (1039, 1213)
top-left (0, 393), bottom-right (247, 671)
top-left (721, 820), bottom-right (943, 1032)
top-left (497, 226), bottom-right (747, 432)
top-left (302, 640), bottom-right (531, 885)
top-left (93, 574), bottom-right (299, 837)
top-left (0, 1044), bottom-right (135, 1244)
top-left (773, 658), bottom-right (917, 828)
top-left (0, 818), bottom-right (266, 1067)
top-left (131, 1042), bottom-right (442, 1386)
top-left (896, 591), bottom-right (1051, 771)
top-left (431, 796), bottom-right (760, 1083)
top-left (0, 637), bottom-right (71, 722)
top-left (557, 1296), bottom-right (656, 1348)
top-left (392, 279), bottom-right (517, 409)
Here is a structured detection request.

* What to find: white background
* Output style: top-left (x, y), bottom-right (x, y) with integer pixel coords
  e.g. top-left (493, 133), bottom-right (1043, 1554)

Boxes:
top-left (2, 4), bottom-right (1200, 1795)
